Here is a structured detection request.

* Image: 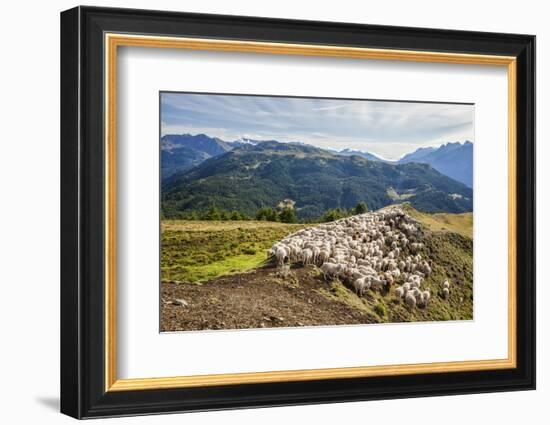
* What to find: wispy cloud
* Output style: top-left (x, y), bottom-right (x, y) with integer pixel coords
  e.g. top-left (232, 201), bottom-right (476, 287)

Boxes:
top-left (160, 93), bottom-right (474, 160)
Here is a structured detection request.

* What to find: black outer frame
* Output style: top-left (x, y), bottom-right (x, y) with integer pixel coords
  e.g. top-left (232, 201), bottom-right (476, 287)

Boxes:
top-left (60, 6), bottom-right (536, 419)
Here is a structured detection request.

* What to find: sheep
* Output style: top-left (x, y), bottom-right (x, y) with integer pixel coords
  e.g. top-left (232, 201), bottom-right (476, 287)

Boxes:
top-left (422, 290), bottom-right (431, 306)
top-left (370, 277), bottom-right (384, 291)
top-left (442, 287), bottom-right (450, 299)
top-left (443, 280), bottom-right (450, 288)
top-left (420, 261), bottom-right (432, 276)
top-left (312, 246), bottom-right (321, 264)
top-left (405, 292), bottom-right (417, 308)
top-left (320, 262), bottom-right (340, 281)
top-left (269, 205), bottom-right (440, 309)
top-left (357, 258), bottom-right (371, 267)
top-left (317, 249), bottom-right (330, 264)
top-left (395, 286), bottom-right (405, 298)
top-left (410, 242), bottom-right (423, 253)
top-left (353, 277), bottom-right (368, 297)
top-left (301, 248), bottom-right (313, 266)
top-left (275, 246), bottom-right (289, 266)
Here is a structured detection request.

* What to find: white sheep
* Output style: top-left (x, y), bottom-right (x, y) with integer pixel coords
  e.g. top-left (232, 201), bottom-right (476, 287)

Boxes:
top-left (320, 262), bottom-right (339, 280)
top-left (275, 246), bottom-right (288, 266)
top-left (410, 242), bottom-right (423, 253)
top-left (301, 248), bottom-right (313, 266)
top-left (353, 277), bottom-right (368, 297)
top-left (405, 292), bottom-right (417, 308)
top-left (422, 290), bottom-right (431, 306)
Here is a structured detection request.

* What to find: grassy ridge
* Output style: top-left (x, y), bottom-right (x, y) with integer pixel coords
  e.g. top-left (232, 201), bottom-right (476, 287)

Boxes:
top-left (161, 220), bottom-right (308, 283)
top-left (401, 204), bottom-right (473, 238)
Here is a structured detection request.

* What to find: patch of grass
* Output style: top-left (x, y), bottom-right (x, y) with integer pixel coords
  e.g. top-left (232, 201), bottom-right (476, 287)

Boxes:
top-left (391, 231), bottom-right (474, 322)
top-left (161, 220), bottom-right (309, 283)
top-left (374, 303), bottom-right (387, 318)
top-left (316, 279), bottom-right (381, 322)
top-left (181, 253), bottom-right (268, 283)
top-left (399, 204), bottom-right (473, 238)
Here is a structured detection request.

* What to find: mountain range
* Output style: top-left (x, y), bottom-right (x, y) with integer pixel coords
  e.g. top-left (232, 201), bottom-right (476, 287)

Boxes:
top-left (162, 134), bottom-right (237, 179)
top-left (397, 141), bottom-right (473, 187)
top-left (329, 142), bottom-right (473, 188)
top-left (161, 139), bottom-right (473, 219)
top-left (161, 134), bottom-right (473, 188)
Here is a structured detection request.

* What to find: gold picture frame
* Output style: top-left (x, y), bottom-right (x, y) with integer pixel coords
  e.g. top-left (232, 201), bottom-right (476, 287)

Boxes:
top-left (104, 33), bottom-right (517, 392)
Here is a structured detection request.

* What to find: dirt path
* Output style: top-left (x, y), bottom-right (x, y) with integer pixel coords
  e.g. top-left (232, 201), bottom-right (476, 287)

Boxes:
top-left (161, 265), bottom-right (378, 332)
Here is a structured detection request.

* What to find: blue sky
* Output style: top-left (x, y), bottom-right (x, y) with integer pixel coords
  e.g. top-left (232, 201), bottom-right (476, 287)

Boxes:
top-left (160, 92), bottom-right (474, 160)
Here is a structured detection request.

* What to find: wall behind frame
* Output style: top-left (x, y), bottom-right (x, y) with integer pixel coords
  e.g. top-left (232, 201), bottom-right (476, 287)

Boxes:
top-left (0, 1), bottom-right (543, 424)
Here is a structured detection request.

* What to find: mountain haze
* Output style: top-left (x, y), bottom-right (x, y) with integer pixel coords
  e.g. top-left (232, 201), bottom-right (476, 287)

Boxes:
top-left (398, 141), bottom-right (473, 187)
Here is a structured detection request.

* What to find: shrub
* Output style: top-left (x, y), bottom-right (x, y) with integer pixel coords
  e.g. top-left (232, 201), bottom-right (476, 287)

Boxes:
top-left (256, 207), bottom-right (279, 221)
top-left (354, 202), bottom-right (368, 215)
top-left (279, 207), bottom-right (297, 223)
top-left (204, 206), bottom-right (221, 220)
top-left (374, 303), bottom-right (387, 317)
top-left (320, 208), bottom-right (348, 222)
top-left (230, 210), bottom-right (244, 220)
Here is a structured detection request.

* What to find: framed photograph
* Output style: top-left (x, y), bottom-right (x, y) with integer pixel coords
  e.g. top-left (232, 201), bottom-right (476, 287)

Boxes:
top-left (60, 6), bottom-right (536, 419)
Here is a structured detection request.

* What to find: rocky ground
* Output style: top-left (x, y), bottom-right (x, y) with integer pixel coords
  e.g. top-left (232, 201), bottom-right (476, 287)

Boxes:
top-left (161, 265), bottom-right (377, 331)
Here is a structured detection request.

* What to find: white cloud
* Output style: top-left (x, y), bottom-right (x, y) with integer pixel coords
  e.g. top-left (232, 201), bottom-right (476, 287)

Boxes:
top-left (160, 93), bottom-right (474, 160)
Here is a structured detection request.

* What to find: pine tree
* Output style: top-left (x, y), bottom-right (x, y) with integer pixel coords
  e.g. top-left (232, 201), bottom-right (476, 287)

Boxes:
top-left (354, 202), bottom-right (368, 215)
top-left (279, 207), bottom-right (297, 223)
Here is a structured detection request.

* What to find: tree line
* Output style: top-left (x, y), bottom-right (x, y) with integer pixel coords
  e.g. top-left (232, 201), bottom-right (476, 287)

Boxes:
top-left (162, 202), bottom-right (369, 224)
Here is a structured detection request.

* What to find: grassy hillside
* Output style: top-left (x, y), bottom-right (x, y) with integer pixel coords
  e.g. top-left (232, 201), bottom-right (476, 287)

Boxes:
top-left (161, 220), bottom-right (309, 283)
top-left (161, 207), bottom-right (474, 329)
top-left (400, 203), bottom-right (473, 238)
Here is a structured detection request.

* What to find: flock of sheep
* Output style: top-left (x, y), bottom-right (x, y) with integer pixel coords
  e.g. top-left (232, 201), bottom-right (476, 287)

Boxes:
top-left (270, 206), bottom-right (453, 309)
